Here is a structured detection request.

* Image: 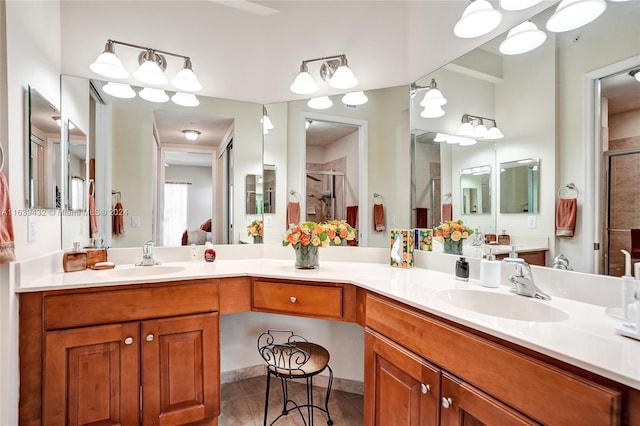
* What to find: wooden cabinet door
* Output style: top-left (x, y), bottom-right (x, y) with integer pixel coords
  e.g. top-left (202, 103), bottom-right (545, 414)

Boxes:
top-left (141, 313), bottom-right (220, 426)
top-left (439, 373), bottom-right (538, 426)
top-left (44, 322), bottom-right (140, 426)
top-left (364, 329), bottom-right (440, 426)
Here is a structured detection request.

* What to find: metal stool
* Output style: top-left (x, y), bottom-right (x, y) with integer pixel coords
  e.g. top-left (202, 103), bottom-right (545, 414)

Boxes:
top-left (257, 329), bottom-right (334, 426)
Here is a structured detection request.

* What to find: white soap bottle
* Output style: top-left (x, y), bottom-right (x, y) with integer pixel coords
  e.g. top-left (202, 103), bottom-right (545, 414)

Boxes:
top-left (480, 249), bottom-right (501, 288)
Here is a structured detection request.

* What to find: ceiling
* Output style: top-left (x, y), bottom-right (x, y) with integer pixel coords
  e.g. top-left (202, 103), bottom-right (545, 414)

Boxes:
top-left (59, 1), bottom-right (552, 105)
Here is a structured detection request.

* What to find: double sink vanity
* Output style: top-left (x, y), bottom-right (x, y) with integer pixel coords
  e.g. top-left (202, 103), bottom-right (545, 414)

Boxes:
top-left (15, 245), bottom-right (640, 425)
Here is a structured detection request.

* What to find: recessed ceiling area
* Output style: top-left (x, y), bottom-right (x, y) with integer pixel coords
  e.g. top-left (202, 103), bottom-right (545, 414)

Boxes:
top-left (153, 109), bottom-right (233, 148)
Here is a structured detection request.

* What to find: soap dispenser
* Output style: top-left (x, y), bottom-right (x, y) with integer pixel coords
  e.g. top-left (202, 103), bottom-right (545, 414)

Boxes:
top-left (498, 230), bottom-right (510, 245)
top-left (62, 242), bottom-right (88, 272)
top-left (455, 257), bottom-right (469, 283)
top-left (480, 249), bottom-right (501, 288)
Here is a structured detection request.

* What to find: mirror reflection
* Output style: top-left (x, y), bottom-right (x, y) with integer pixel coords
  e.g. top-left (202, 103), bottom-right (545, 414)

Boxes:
top-left (245, 173), bottom-right (263, 215)
top-left (263, 166), bottom-right (276, 215)
top-left (28, 87), bottom-right (61, 209)
top-left (410, 1), bottom-right (640, 274)
top-left (461, 165), bottom-right (490, 215)
top-left (499, 159), bottom-right (539, 214)
top-left (60, 75), bottom-right (263, 249)
top-left (66, 120), bottom-right (87, 211)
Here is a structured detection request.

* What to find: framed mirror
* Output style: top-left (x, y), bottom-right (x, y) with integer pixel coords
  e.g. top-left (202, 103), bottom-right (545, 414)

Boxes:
top-left (500, 159), bottom-right (539, 214)
top-left (27, 86), bottom-right (62, 209)
top-left (460, 165), bottom-right (490, 215)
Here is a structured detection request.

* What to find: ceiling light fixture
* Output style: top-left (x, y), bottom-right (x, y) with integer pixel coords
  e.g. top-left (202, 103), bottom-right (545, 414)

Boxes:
top-left (290, 54), bottom-right (358, 94)
top-left (307, 96), bottom-right (333, 110)
top-left (545, 0), bottom-right (607, 33)
top-left (499, 21), bottom-right (547, 55)
top-left (90, 39), bottom-right (202, 91)
top-left (454, 0), bottom-right (503, 39)
top-left (182, 130), bottom-right (201, 141)
top-left (499, 0), bottom-right (543, 11)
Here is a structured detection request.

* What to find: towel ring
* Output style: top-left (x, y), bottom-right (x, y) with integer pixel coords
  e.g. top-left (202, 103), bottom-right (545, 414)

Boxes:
top-left (557, 183), bottom-right (578, 199)
top-left (373, 193), bottom-right (384, 204)
top-left (0, 144), bottom-right (4, 172)
top-left (289, 190), bottom-right (300, 202)
top-left (442, 193), bottom-right (452, 202)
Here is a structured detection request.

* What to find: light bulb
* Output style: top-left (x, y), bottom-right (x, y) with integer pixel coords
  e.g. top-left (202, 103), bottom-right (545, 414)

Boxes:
top-left (290, 70), bottom-right (319, 94)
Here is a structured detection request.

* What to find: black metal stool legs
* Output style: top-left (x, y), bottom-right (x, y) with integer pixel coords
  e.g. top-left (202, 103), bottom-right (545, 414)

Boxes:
top-left (325, 365), bottom-right (334, 425)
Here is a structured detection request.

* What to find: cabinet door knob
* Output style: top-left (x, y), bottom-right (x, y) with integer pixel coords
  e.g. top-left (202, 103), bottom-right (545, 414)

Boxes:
top-left (146, 334), bottom-right (155, 342)
top-left (441, 397), bottom-right (453, 409)
top-left (421, 384), bottom-right (431, 394)
top-left (290, 296), bottom-right (297, 303)
top-left (124, 337), bottom-right (133, 345)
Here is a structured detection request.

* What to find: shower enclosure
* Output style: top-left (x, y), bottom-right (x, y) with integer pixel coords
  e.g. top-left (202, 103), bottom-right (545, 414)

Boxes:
top-left (305, 170), bottom-right (345, 223)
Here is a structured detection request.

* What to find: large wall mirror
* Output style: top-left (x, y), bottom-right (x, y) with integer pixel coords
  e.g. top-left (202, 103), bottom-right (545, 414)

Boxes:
top-left (27, 86), bottom-right (62, 210)
top-left (410, 1), bottom-right (640, 275)
top-left (60, 75), bottom-right (263, 250)
top-left (263, 85), bottom-right (410, 247)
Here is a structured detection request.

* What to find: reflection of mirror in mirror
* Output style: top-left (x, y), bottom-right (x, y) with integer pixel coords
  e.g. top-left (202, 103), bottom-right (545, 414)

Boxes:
top-left (500, 159), bottom-right (539, 214)
top-left (28, 87), bottom-right (61, 209)
top-left (460, 165), bottom-right (490, 215)
top-left (66, 120), bottom-right (87, 211)
top-left (411, 131), bottom-right (442, 229)
top-left (245, 174), bottom-right (263, 215)
top-left (263, 166), bottom-right (276, 214)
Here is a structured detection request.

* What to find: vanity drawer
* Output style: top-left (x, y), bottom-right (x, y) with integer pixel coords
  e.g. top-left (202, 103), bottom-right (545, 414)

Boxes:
top-left (252, 280), bottom-right (343, 319)
top-left (43, 281), bottom-right (219, 330)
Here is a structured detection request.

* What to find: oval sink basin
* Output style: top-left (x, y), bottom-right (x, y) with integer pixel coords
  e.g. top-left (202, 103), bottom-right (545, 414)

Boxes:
top-left (101, 265), bottom-right (187, 278)
top-left (438, 289), bottom-right (569, 322)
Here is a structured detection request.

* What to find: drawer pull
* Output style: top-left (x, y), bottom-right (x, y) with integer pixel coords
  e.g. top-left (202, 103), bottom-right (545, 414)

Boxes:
top-left (124, 337), bottom-right (134, 345)
top-left (421, 384), bottom-right (430, 394)
top-left (441, 397), bottom-right (453, 409)
top-left (290, 296), bottom-right (297, 304)
top-left (146, 334), bottom-right (155, 342)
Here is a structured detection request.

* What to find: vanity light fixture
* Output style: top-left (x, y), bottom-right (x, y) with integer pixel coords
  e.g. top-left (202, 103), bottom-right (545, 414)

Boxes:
top-left (454, 0), bottom-right (503, 39)
top-left (102, 82), bottom-right (136, 99)
top-left (182, 130), bottom-right (201, 142)
top-left (545, 0), bottom-right (607, 33)
top-left (458, 114), bottom-right (504, 140)
top-left (341, 91), bottom-right (368, 106)
top-left (290, 54), bottom-right (358, 94)
top-left (630, 69), bottom-right (640, 83)
top-left (262, 107), bottom-right (274, 135)
top-left (499, 0), bottom-right (543, 11)
top-left (499, 21), bottom-right (547, 55)
top-left (307, 96), bottom-right (333, 110)
top-left (139, 87), bottom-right (169, 103)
top-left (90, 39), bottom-right (202, 92)
top-left (420, 105), bottom-right (446, 118)
top-left (412, 80), bottom-right (448, 118)
top-left (171, 92), bottom-right (200, 107)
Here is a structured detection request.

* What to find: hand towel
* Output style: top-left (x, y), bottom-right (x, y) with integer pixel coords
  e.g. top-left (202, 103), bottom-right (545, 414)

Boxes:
top-left (631, 229), bottom-right (640, 259)
top-left (89, 193), bottom-right (98, 237)
top-left (0, 172), bottom-right (15, 263)
top-left (373, 203), bottom-right (385, 232)
top-left (200, 218), bottom-right (212, 232)
top-left (286, 201), bottom-right (300, 229)
top-left (442, 203), bottom-right (453, 221)
top-left (416, 208), bottom-right (428, 228)
top-left (187, 229), bottom-right (207, 245)
top-left (113, 202), bottom-right (125, 235)
top-left (555, 198), bottom-right (577, 237)
top-left (346, 205), bottom-right (358, 227)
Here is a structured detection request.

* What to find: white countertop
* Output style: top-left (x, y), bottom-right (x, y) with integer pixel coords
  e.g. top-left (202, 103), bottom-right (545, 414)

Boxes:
top-left (14, 251), bottom-right (640, 391)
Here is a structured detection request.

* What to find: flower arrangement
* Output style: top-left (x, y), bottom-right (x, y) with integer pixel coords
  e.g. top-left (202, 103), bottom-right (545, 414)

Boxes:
top-left (434, 220), bottom-right (473, 242)
top-left (322, 220), bottom-right (357, 245)
top-left (246, 219), bottom-right (263, 237)
top-left (283, 221), bottom-right (329, 249)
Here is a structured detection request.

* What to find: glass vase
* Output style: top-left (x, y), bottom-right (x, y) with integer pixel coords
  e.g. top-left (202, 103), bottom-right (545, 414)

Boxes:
top-left (253, 236), bottom-right (263, 244)
top-left (444, 239), bottom-right (463, 255)
top-left (294, 245), bottom-right (320, 269)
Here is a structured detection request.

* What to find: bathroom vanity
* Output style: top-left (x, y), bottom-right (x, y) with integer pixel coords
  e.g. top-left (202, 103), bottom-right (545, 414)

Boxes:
top-left (16, 256), bottom-right (640, 426)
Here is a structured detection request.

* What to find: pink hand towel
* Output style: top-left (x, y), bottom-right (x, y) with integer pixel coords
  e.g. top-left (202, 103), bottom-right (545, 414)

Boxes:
top-left (346, 205), bottom-right (358, 227)
top-left (89, 194), bottom-right (98, 237)
top-left (555, 198), bottom-right (577, 237)
top-left (286, 201), bottom-right (300, 229)
top-left (0, 172), bottom-right (16, 263)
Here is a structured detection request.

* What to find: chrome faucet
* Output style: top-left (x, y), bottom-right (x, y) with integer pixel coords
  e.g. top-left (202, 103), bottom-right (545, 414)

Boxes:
top-left (137, 240), bottom-right (159, 266)
top-left (503, 257), bottom-right (551, 300)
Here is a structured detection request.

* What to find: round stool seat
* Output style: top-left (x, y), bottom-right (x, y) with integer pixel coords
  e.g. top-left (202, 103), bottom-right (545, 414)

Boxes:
top-left (268, 342), bottom-right (330, 377)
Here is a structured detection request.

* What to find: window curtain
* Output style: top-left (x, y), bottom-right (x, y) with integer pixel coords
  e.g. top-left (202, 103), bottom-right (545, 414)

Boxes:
top-left (163, 182), bottom-right (189, 247)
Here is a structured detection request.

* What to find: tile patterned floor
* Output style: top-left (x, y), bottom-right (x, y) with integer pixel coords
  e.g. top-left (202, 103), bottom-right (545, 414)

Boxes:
top-left (220, 375), bottom-right (364, 426)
